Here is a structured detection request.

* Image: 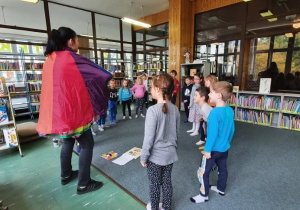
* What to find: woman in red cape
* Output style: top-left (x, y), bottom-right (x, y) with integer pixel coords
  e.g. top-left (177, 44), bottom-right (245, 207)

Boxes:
top-left (37, 27), bottom-right (112, 195)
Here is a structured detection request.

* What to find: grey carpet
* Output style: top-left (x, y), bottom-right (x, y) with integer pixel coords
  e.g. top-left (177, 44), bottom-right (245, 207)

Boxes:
top-left (91, 110), bottom-right (300, 210)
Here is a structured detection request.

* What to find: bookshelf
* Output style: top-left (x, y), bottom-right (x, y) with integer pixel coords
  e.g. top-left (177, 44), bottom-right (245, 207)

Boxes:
top-left (230, 91), bottom-right (300, 131)
top-left (0, 92), bottom-right (23, 157)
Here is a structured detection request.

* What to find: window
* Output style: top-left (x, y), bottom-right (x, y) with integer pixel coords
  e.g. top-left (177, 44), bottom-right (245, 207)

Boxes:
top-left (274, 35), bottom-right (288, 49)
top-left (254, 53), bottom-right (268, 76)
top-left (272, 52), bottom-right (286, 73)
top-left (256, 37), bottom-right (270, 51)
top-left (291, 51), bottom-right (300, 73)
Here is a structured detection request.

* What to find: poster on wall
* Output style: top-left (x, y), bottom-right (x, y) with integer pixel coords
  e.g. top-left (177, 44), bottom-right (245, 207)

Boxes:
top-left (259, 78), bottom-right (271, 94)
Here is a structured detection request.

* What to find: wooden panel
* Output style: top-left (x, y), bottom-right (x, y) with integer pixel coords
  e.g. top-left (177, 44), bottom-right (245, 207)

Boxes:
top-left (78, 37), bottom-right (90, 56)
top-left (195, 0), bottom-right (243, 14)
top-left (241, 39), bottom-right (251, 90)
top-left (133, 10), bottom-right (169, 31)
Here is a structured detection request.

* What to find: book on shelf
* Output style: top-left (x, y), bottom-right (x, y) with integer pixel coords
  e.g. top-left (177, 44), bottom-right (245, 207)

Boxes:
top-left (25, 63), bottom-right (43, 70)
top-left (281, 115), bottom-right (300, 130)
top-left (27, 73), bottom-right (42, 81)
top-left (237, 108), bottom-right (272, 125)
top-left (30, 94), bottom-right (41, 102)
top-left (0, 61), bottom-right (20, 70)
top-left (0, 105), bottom-right (9, 125)
top-left (28, 83), bottom-right (42, 91)
top-left (190, 69), bottom-right (197, 76)
top-left (3, 127), bottom-right (18, 147)
top-left (281, 99), bottom-right (300, 113)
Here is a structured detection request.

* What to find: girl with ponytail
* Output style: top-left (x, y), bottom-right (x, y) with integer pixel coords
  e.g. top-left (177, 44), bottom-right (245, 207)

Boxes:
top-left (140, 74), bottom-right (181, 210)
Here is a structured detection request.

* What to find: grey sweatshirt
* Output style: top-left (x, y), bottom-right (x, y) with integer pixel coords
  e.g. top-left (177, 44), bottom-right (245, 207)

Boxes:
top-left (189, 84), bottom-right (200, 107)
top-left (140, 102), bottom-right (180, 166)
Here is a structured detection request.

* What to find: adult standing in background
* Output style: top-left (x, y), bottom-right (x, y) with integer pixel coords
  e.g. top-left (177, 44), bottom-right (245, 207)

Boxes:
top-left (142, 73), bottom-right (149, 110)
top-left (170, 70), bottom-right (180, 105)
top-left (36, 27), bottom-right (112, 195)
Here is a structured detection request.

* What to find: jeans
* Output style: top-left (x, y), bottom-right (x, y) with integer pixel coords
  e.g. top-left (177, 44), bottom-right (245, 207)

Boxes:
top-left (198, 150), bottom-right (229, 196)
top-left (135, 98), bottom-right (144, 115)
top-left (184, 102), bottom-right (189, 119)
top-left (143, 91), bottom-right (149, 109)
top-left (97, 113), bottom-right (107, 125)
top-left (171, 94), bottom-right (177, 104)
top-left (108, 100), bottom-right (118, 123)
top-left (122, 100), bottom-right (131, 116)
top-left (60, 129), bottom-right (94, 187)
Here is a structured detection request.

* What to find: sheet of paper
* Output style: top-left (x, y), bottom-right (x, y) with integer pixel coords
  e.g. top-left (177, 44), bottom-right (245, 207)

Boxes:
top-left (124, 147), bottom-right (142, 159)
top-left (112, 154), bottom-right (134, 165)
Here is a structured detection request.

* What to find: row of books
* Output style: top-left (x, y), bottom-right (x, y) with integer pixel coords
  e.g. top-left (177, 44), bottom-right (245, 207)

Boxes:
top-left (7, 85), bottom-right (26, 93)
top-left (28, 83), bottom-right (42, 91)
top-left (133, 63), bottom-right (162, 70)
top-left (227, 94), bottom-right (236, 105)
top-left (114, 72), bottom-right (125, 77)
top-left (31, 105), bottom-right (40, 112)
top-left (238, 95), bottom-right (281, 110)
top-left (281, 100), bottom-right (300, 113)
top-left (236, 108), bottom-right (272, 125)
top-left (25, 63), bottom-right (43, 70)
top-left (103, 64), bottom-right (124, 71)
top-left (27, 73), bottom-right (42, 81)
top-left (30, 94), bottom-right (41, 102)
top-left (0, 62), bottom-right (20, 70)
top-left (281, 115), bottom-right (300, 130)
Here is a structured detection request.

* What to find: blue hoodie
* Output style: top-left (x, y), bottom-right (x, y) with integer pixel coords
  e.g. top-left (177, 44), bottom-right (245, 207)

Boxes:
top-left (119, 87), bottom-right (132, 103)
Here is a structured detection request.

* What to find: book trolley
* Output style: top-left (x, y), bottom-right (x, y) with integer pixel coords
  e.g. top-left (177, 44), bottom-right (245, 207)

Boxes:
top-left (228, 91), bottom-right (300, 132)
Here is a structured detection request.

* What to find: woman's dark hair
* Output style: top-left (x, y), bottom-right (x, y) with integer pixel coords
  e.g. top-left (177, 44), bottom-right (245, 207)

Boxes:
top-left (152, 74), bottom-right (174, 114)
top-left (44, 27), bottom-right (77, 56)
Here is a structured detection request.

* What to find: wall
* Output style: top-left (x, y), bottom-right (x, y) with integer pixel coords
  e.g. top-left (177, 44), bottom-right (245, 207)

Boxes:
top-left (194, 0), bottom-right (243, 14)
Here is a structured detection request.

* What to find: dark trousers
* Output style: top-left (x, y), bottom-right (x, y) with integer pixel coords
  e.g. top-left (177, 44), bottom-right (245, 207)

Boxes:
top-left (199, 120), bottom-right (205, 140)
top-left (171, 94), bottom-right (177, 104)
top-left (144, 91), bottom-right (149, 109)
top-left (135, 98), bottom-right (144, 114)
top-left (147, 161), bottom-right (173, 210)
top-left (60, 129), bottom-right (94, 187)
top-left (97, 113), bottom-right (107, 125)
top-left (108, 100), bottom-right (118, 123)
top-left (184, 102), bottom-right (189, 119)
top-left (198, 151), bottom-right (228, 196)
top-left (122, 100), bottom-right (131, 116)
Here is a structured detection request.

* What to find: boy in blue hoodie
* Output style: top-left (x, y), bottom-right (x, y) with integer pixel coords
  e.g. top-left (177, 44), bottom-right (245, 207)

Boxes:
top-left (190, 81), bottom-right (235, 204)
top-left (119, 79), bottom-right (133, 119)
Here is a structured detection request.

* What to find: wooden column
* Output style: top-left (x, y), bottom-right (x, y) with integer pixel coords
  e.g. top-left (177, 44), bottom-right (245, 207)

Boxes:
top-left (169, 0), bottom-right (193, 107)
top-left (241, 39), bottom-right (251, 90)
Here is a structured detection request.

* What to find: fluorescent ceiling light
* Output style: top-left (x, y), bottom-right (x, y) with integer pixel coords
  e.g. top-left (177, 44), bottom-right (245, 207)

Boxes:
top-left (21, 0), bottom-right (39, 3)
top-left (260, 9), bottom-right (273, 17)
top-left (285, 33), bottom-right (293, 38)
top-left (79, 34), bottom-right (93, 38)
top-left (208, 16), bottom-right (219, 22)
top-left (268, 18), bottom-right (278, 22)
top-left (244, 0), bottom-right (252, 2)
top-left (122, 17), bottom-right (151, 28)
top-left (227, 25), bottom-right (237, 30)
top-left (293, 23), bottom-right (300, 28)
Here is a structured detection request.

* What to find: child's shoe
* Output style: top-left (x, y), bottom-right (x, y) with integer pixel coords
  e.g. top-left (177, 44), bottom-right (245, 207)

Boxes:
top-left (103, 124), bottom-right (109, 128)
top-left (91, 131), bottom-right (97, 136)
top-left (135, 114), bottom-right (138, 118)
top-left (210, 186), bottom-right (225, 196)
top-left (146, 202), bottom-right (163, 210)
top-left (141, 114), bottom-right (145, 118)
top-left (190, 194), bottom-right (209, 203)
top-left (129, 116), bottom-right (132, 119)
top-left (187, 129), bottom-right (194, 133)
top-left (123, 116), bottom-right (126, 119)
top-left (98, 125), bottom-right (104, 132)
top-left (196, 140), bottom-right (205, 145)
top-left (190, 132), bottom-right (199, 136)
top-left (184, 119), bottom-right (189, 123)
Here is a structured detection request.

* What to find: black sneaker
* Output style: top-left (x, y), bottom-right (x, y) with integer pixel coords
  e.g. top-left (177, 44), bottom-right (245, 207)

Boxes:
top-left (211, 167), bottom-right (218, 171)
top-left (77, 179), bottom-right (104, 195)
top-left (61, 170), bottom-right (79, 185)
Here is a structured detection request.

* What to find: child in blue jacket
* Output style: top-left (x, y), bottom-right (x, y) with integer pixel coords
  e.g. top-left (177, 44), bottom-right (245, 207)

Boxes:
top-left (119, 79), bottom-right (132, 119)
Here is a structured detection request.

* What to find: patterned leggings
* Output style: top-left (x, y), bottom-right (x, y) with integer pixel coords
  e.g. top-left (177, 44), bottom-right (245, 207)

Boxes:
top-left (147, 161), bottom-right (173, 210)
top-left (135, 97), bottom-right (144, 115)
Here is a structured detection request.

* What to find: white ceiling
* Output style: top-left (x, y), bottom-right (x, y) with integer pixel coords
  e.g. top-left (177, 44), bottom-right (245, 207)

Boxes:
top-left (48, 0), bottom-right (169, 19)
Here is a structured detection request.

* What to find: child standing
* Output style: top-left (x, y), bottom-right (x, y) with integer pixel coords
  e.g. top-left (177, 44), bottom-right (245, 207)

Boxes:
top-left (204, 75), bottom-right (218, 108)
top-left (142, 73), bottom-right (149, 109)
top-left (131, 77), bottom-right (146, 118)
top-left (190, 81), bottom-right (235, 204)
top-left (108, 79), bottom-right (118, 124)
top-left (193, 87), bottom-right (212, 145)
top-left (182, 76), bottom-right (193, 123)
top-left (187, 73), bottom-right (203, 136)
top-left (170, 70), bottom-right (180, 105)
top-left (141, 74), bottom-right (180, 210)
top-left (119, 79), bottom-right (132, 119)
top-left (97, 110), bottom-right (108, 131)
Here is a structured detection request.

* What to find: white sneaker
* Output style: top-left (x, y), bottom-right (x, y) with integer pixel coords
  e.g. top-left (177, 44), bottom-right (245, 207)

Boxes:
top-left (91, 131), bottom-right (97, 136)
top-left (98, 125), bottom-right (104, 132)
top-left (123, 116), bottom-right (126, 119)
top-left (190, 132), bottom-right (199, 136)
top-left (135, 114), bottom-right (138, 118)
top-left (141, 114), bottom-right (145, 118)
top-left (190, 194), bottom-right (209, 203)
top-left (210, 186), bottom-right (225, 196)
top-left (196, 140), bottom-right (205, 145)
top-left (101, 124), bottom-right (104, 129)
top-left (146, 202), bottom-right (163, 210)
top-left (187, 129), bottom-right (194, 133)
top-left (129, 116), bottom-right (132, 119)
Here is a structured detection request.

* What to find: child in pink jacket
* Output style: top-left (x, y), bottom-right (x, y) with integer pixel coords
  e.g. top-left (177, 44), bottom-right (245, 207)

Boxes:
top-left (131, 77), bottom-right (146, 118)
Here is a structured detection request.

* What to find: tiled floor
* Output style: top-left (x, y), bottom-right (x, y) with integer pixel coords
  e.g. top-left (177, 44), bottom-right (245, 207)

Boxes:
top-left (0, 138), bottom-right (145, 210)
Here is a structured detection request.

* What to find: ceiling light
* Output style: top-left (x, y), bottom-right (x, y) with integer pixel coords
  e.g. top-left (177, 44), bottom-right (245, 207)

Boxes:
top-left (122, 17), bottom-right (151, 28)
top-left (227, 25), bottom-right (237, 30)
top-left (260, 9), bottom-right (273, 17)
top-left (293, 23), bottom-right (300, 28)
top-left (208, 16), bottom-right (219, 22)
top-left (268, 18), bottom-right (278, 22)
top-left (21, 0), bottom-right (39, 3)
top-left (285, 14), bottom-right (297, 21)
top-left (244, 0), bottom-right (252, 2)
top-left (285, 33), bottom-right (293, 38)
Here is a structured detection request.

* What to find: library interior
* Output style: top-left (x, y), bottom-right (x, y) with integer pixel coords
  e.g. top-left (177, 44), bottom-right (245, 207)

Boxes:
top-left (0, 0), bottom-right (299, 210)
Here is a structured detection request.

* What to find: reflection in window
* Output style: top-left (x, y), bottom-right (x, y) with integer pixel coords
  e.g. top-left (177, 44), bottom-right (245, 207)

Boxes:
top-left (291, 51), bottom-right (300, 73)
top-left (272, 52), bottom-right (286, 73)
top-left (274, 35), bottom-right (288, 49)
top-left (254, 53), bottom-right (268, 76)
top-left (218, 43), bottom-right (225, 54)
top-left (228, 41), bottom-right (236, 53)
top-left (257, 37), bottom-right (270, 51)
top-left (227, 55), bottom-right (234, 75)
